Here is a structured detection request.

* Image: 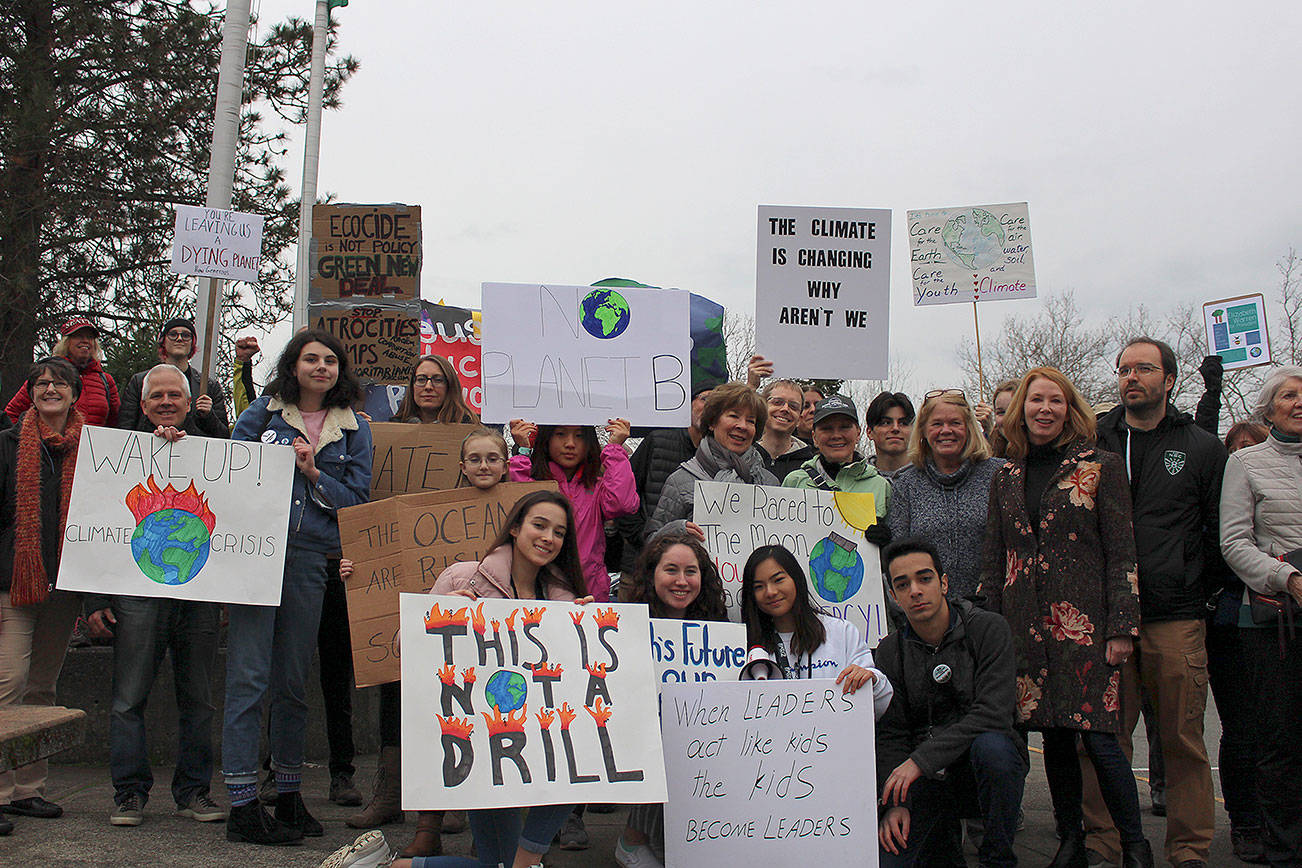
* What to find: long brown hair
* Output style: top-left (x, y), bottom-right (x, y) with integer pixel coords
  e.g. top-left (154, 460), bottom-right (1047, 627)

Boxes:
top-left (485, 490), bottom-right (587, 599)
top-left (999, 367), bottom-right (1097, 460)
top-left (392, 355), bottom-right (477, 423)
top-left (631, 531), bottom-right (728, 621)
top-left (741, 545), bottom-right (826, 659)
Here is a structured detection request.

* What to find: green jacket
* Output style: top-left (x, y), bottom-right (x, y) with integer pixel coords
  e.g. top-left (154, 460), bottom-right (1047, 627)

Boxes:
top-left (782, 454), bottom-right (891, 519)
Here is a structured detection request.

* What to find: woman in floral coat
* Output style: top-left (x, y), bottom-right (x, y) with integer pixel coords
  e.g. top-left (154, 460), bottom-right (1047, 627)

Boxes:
top-left (981, 367), bottom-right (1153, 868)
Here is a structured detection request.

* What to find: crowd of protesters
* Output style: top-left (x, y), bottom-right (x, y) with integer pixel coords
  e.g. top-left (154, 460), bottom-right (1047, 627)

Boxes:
top-left (0, 314), bottom-right (1299, 868)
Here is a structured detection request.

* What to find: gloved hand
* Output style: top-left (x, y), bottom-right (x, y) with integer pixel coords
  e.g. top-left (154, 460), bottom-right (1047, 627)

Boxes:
top-left (1199, 354), bottom-right (1223, 392)
top-left (864, 522), bottom-right (892, 549)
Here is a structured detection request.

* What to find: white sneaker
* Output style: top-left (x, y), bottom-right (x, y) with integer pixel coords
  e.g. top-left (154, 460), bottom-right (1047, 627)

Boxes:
top-left (317, 830), bottom-right (392, 868)
top-left (615, 838), bottom-right (665, 868)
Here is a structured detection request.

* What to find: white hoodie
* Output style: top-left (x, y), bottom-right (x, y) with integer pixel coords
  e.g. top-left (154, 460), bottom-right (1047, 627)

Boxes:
top-left (774, 613), bottom-right (894, 720)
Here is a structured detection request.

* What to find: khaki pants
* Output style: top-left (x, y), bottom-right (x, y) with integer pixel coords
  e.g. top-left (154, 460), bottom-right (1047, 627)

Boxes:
top-left (0, 590), bottom-right (82, 803)
top-left (1081, 619), bottom-right (1214, 864)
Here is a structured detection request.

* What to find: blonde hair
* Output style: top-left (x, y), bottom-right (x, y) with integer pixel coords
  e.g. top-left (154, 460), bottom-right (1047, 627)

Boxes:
top-left (51, 334), bottom-right (103, 362)
top-left (907, 393), bottom-right (991, 468)
top-left (459, 427), bottom-right (508, 462)
top-left (1000, 367), bottom-right (1097, 460)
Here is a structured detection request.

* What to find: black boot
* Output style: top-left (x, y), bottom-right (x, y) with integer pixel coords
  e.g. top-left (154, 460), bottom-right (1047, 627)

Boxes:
top-left (226, 801), bottom-right (303, 845)
top-left (1046, 826), bottom-right (1087, 868)
top-left (274, 791), bottom-right (323, 837)
top-left (1120, 839), bottom-right (1155, 868)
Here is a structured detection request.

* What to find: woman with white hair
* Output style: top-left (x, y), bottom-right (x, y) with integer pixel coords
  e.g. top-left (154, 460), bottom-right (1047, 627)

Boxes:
top-left (1220, 365), bottom-right (1302, 866)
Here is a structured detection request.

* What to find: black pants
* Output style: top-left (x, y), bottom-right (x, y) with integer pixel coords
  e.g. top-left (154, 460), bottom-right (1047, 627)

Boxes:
top-left (379, 681), bottom-right (401, 748)
top-left (1043, 728), bottom-right (1144, 845)
top-left (318, 566), bottom-right (356, 777)
top-left (1243, 627), bottom-right (1302, 865)
top-left (1206, 621), bottom-right (1261, 831)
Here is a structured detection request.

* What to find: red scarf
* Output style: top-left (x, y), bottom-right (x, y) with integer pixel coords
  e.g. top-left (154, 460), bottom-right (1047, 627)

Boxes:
top-left (10, 407), bottom-right (83, 606)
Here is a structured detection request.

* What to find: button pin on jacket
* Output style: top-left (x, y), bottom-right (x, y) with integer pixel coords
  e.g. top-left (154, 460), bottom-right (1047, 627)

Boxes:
top-left (932, 663), bottom-right (952, 684)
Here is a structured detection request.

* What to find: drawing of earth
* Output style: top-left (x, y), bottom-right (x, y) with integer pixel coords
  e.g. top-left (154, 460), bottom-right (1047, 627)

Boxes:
top-left (808, 536), bottom-right (865, 603)
top-left (484, 670), bottom-right (528, 712)
top-left (941, 208), bottom-right (1005, 270)
top-left (129, 509), bottom-right (212, 585)
top-left (580, 288), bottom-right (631, 339)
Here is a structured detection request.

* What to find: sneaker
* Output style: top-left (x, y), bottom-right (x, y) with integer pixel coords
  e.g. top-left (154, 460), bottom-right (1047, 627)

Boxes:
top-left (226, 801), bottom-right (302, 846)
top-left (110, 794), bottom-right (144, 827)
top-left (1231, 827), bottom-right (1268, 864)
top-left (258, 769), bottom-right (278, 805)
top-left (331, 773), bottom-right (363, 807)
top-left (318, 830), bottom-right (393, 868)
top-left (556, 813), bottom-right (590, 850)
top-left (615, 837), bottom-right (664, 868)
top-left (176, 793), bottom-right (226, 822)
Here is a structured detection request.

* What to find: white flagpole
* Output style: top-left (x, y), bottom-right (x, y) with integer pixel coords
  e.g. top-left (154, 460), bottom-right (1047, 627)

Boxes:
top-left (293, 0), bottom-right (331, 332)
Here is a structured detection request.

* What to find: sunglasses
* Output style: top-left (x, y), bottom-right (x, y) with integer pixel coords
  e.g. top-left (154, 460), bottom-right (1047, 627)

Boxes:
top-left (923, 388), bottom-right (967, 405)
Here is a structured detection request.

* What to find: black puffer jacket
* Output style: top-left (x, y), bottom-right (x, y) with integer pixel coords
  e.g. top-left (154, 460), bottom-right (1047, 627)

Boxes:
top-left (1096, 404), bottom-right (1227, 623)
top-left (615, 428), bottom-right (696, 571)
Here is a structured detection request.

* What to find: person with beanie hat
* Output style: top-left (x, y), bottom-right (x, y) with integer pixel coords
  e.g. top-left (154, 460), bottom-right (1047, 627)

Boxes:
top-left (118, 317), bottom-right (228, 436)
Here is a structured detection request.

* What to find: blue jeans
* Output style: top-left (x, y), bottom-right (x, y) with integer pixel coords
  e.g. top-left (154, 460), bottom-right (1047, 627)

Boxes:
top-left (411, 804), bottom-right (575, 868)
top-left (879, 731), bottom-right (1027, 868)
top-left (1044, 728), bottom-right (1144, 845)
top-left (221, 545), bottom-right (328, 784)
top-left (109, 595), bottom-right (220, 808)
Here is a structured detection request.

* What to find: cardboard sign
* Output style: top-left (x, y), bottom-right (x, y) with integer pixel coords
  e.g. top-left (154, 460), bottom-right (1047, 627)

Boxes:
top-left (662, 680), bottom-right (878, 868)
top-left (651, 619), bottom-right (746, 687)
top-left (369, 422), bottom-right (479, 500)
top-left (171, 204), bottom-right (264, 283)
top-left (755, 205), bottom-right (892, 380)
top-left (907, 202), bottom-right (1036, 306)
top-left (422, 301), bottom-right (483, 412)
top-left (400, 593), bottom-right (668, 809)
top-left (56, 427), bottom-right (294, 605)
top-left (338, 481), bottom-right (555, 687)
top-left (480, 282), bottom-right (692, 426)
top-left (312, 303), bottom-right (420, 385)
top-left (694, 481), bottom-right (888, 645)
top-left (1203, 293), bottom-right (1271, 370)
top-left (310, 203), bottom-right (421, 301)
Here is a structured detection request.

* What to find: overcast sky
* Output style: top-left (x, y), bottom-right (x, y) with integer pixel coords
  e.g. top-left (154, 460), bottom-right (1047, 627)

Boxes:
top-left (251, 0), bottom-right (1302, 390)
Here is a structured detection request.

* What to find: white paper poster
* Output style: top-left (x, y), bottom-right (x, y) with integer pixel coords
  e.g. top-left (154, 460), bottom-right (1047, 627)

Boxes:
top-left (56, 427), bottom-right (294, 605)
top-left (170, 204), bottom-right (264, 284)
top-left (755, 205), bottom-right (892, 380)
top-left (1203, 293), bottom-right (1272, 370)
top-left (662, 680), bottom-right (878, 868)
top-left (399, 594), bottom-right (668, 809)
top-left (907, 202), bottom-right (1036, 306)
top-left (480, 282), bottom-right (691, 426)
top-left (651, 619), bottom-right (746, 687)
top-left (694, 481), bottom-right (888, 646)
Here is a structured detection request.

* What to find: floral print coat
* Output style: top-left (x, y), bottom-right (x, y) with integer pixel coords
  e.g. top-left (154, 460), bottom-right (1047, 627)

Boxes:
top-left (980, 444), bottom-right (1141, 733)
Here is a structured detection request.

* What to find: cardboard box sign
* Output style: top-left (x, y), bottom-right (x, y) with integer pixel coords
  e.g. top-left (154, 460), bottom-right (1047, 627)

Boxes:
top-left (338, 481), bottom-right (556, 688)
top-left (312, 304), bottom-right (420, 385)
top-left (310, 203), bottom-right (421, 302)
top-left (368, 422), bottom-right (480, 500)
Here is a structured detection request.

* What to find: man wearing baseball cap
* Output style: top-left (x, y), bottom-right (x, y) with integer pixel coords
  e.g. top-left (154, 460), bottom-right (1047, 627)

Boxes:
top-left (4, 317), bottom-right (119, 426)
top-left (118, 318), bottom-right (228, 437)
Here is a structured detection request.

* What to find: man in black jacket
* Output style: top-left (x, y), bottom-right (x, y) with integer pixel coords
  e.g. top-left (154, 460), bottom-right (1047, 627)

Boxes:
top-left (1083, 338), bottom-right (1223, 868)
top-left (877, 538), bottom-right (1026, 868)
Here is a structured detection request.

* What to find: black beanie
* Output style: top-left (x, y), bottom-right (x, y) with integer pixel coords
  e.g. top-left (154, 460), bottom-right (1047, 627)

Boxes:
top-left (160, 318), bottom-right (197, 342)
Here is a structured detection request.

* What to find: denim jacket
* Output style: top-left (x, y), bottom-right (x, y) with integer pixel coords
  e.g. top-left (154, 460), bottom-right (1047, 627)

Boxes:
top-left (232, 395), bottom-right (372, 553)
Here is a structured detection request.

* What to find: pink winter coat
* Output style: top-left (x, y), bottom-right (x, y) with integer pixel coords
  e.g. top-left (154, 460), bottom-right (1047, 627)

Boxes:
top-left (508, 443), bottom-right (639, 602)
top-left (432, 544), bottom-right (580, 602)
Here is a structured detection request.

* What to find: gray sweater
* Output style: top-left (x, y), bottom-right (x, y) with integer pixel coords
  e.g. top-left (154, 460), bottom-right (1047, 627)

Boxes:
top-left (1220, 434), bottom-right (1302, 595)
top-left (886, 457), bottom-right (1003, 600)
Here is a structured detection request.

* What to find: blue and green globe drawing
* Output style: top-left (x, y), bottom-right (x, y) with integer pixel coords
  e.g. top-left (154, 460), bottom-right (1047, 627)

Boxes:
top-left (580, 288), bottom-right (631, 340)
top-left (808, 536), bottom-right (865, 603)
top-left (940, 208), bottom-right (1005, 270)
top-left (129, 509), bottom-right (212, 586)
top-left (484, 670), bottom-right (528, 712)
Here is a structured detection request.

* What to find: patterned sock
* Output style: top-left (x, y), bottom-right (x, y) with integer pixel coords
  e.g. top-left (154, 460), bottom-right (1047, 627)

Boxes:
top-left (274, 769), bottom-right (301, 794)
top-left (227, 781), bottom-right (258, 807)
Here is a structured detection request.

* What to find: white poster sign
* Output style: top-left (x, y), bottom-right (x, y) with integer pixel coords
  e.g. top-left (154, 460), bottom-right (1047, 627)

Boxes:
top-left (907, 202), bottom-right (1036, 306)
top-left (56, 426), bottom-right (294, 605)
top-left (399, 594), bottom-right (668, 809)
top-left (694, 481), bottom-right (888, 646)
top-left (651, 619), bottom-right (746, 687)
top-left (480, 282), bottom-right (691, 426)
top-left (755, 205), bottom-right (892, 380)
top-left (662, 680), bottom-right (878, 868)
top-left (170, 204), bottom-right (265, 283)
top-left (1203, 293), bottom-right (1272, 370)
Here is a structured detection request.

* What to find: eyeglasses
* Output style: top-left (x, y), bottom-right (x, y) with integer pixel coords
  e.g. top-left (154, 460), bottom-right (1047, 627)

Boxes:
top-left (414, 375), bottom-right (447, 387)
top-left (33, 379), bottom-right (71, 392)
top-left (766, 396), bottom-right (802, 412)
top-left (1116, 364), bottom-right (1161, 377)
top-left (923, 388), bottom-right (967, 405)
top-left (463, 455), bottom-right (505, 467)
top-left (165, 330), bottom-right (193, 342)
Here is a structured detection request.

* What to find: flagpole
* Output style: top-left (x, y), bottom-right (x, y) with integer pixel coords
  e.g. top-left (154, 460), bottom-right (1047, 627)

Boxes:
top-left (293, 0), bottom-right (333, 331)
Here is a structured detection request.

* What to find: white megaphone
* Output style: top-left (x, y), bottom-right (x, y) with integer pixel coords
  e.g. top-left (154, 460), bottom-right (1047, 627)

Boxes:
top-left (741, 645), bottom-right (784, 681)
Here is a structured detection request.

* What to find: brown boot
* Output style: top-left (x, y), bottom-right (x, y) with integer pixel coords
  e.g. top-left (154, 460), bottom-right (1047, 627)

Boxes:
top-left (441, 809), bottom-right (467, 834)
top-left (400, 811), bottom-right (444, 857)
top-left (346, 746), bottom-right (405, 829)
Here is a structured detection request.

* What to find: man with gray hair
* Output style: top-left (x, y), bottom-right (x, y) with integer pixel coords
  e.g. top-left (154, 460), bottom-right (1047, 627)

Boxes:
top-left (85, 363), bottom-right (228, 827)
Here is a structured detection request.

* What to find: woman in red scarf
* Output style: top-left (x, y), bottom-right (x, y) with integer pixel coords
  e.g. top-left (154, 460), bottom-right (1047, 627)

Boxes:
top-left (0, 357), bottom-right (85, 836)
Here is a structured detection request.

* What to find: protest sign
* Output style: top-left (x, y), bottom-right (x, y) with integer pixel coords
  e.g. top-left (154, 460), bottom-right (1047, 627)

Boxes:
top-left (171, 204), bottom-right (264, 283)
top-left (908, 202), bottom-right (1036, 306)
top-left (369, 421), bottom-right (478, 500)
top-left (695, 481), bottom-right (888, 645)
top-left (399, 593), bottom-right (668, 809)
top-left (55, 426), bottom-right (294, 605)
top-left (1203, 293), bottom-right (1271, 370)
top-left (310, 203), bottom-right (421, 301)
top-left (338, 481), bottom-right (555, 687)
top-left (651, 619), bottom-right (746, 686)
top-left (312, 302), bottom-right (420, 385)
top-left (661, 680), bottom-right (877, 868)
top-left (480, 282), bottom-right (692, 426)
top-left (422, 301), bottom-right (483, 411)
top-left (754, 205), bottom-right (892, 380)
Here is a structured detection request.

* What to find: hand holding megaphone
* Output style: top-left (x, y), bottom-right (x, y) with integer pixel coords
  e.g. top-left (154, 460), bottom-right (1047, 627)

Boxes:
top-left (741, 645), bottom-right (784, 681)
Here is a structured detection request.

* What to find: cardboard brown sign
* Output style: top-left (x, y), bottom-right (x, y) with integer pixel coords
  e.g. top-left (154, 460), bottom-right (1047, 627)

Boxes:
top-left (310, 204), bottom-right (421, 301)
top-left (338, 481), bottom-right (556, 688)
top-left (368, 422), bottom-right (479, 500)
top-left (313, 304), bottom-right (420, 385)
